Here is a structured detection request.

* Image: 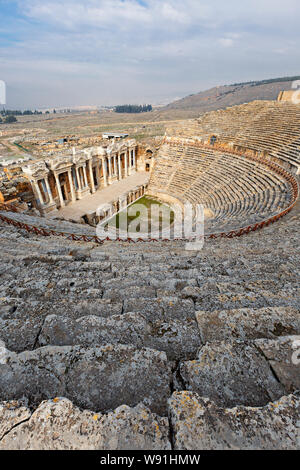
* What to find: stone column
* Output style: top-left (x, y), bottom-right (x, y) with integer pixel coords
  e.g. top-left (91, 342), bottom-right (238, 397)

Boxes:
top-left (67, 169), bottom-right (76, 202)
top-left (79, 167), bottom-right (84, 188)
top-left (88, 159), bottom-right (95, 193)
top-left (124, 152), bottom-right (128, 177)
top-left (96, 161), bottom-right (101, 187)
top-left (133, 148), bottom-right (136, 170)
top-left (54, 172), bottom-right (65, 208)
top-left (113, 155), bottom-right (117, 176)
top-left (75, 167), bottom-right (82, 191)
top-left (118, 153), bottom-right (122, 180)
top-left (83, 165), bottom-right (88, 188)
top-left (102, 158), bottom-right (107, 187)
top-left (108, 156), bottom-right (112, 180)
top-left (33, 180), bottom-right (44, 206)
top-left (44, 177), bottom-right (54, 204)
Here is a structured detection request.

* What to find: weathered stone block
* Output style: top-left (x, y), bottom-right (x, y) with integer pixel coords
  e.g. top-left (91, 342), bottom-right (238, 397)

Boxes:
top-left (0, 398), bottom-right (171, 450)
top-left (0, 399), bottom-right (31, 441)
top-left (255, 335), bottom-right (300, 393)
top-left (196, 307), bottom-right (300, 342)
top-left (169, 391), bottom-right (300, 450)
top-left (39, 312), bottom-right (201, 361)
top-left (178, 340), bottom-right (284, 407)
top-left (0, 345), bottom-right (172, 415)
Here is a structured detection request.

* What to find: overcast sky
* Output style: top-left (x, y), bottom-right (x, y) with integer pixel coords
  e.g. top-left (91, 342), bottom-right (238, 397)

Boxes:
top-left (1, 0), bottom-right (300, 108)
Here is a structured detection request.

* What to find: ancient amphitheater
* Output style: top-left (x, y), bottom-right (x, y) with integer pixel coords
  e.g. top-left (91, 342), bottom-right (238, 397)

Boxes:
top-left (0, 99), bottom-right (299, 450)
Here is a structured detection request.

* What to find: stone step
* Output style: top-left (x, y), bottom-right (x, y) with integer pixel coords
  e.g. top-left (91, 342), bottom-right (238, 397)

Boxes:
top-left (0, 345), bottom-right (172, 416)
top-left (195, 306), bottom-right (300, 342)
top-left (0, 398), bottom-right (171, 450)
top-left (169, 391), bottom-right (300, 450)
top-left (176, 340), bottom-right (285, 408)
top-left (38, 312), bottom-right (201, 361)
top-left (0, 299), bottom-right (124, 352)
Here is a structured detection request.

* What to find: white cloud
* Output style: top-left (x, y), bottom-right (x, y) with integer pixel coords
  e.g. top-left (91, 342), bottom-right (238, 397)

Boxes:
top-left (219, 38), bottom-right (234, 48)
top-left (1, 0), bottom-right (299, 107)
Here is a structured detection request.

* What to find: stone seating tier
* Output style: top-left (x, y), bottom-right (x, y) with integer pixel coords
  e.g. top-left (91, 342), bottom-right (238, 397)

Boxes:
top-left (148, 142), bottom-right (296, 233)
top-left (0, 202), bottom-right (299, 449)
top-left (167, 101), bottom-right (300, 172)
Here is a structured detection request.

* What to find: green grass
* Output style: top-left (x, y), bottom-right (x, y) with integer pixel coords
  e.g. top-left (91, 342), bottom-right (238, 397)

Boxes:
top-left (102, 195), bottom-right (174, 233)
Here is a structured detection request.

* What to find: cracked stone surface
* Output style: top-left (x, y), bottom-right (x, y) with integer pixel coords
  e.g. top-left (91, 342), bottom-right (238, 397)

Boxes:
top-left (0, 399), bottom-right (31, 441)
top-left (0, 398), bottom-right (171, 450)
top-left (177, 340), bottom-right (285, 407)
top-left (123, 297), bottom-right (196, 322)
top-left (0, 317), bottom-right (42, 353)
top-left (196, 307), bottom-right (300, 342)
top-left (0, 345), bottom-right (171, 415)
top-left (169, 391), bottom-right (300, 450)
top-left (38, 312), bottom-right (201, 361)
top-left (255, 335), bottom-right (300, 393)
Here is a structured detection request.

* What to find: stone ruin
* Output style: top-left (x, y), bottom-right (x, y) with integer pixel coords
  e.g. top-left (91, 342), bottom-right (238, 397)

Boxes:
top-left (0, 99), bottom-right (299, 450)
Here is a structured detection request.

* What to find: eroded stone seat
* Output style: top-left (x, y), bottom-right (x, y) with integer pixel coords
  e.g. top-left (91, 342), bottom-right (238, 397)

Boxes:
top-left (0, 344), bottom-right (171, 416)
top-left (169, 391), bottom-right (300, 450)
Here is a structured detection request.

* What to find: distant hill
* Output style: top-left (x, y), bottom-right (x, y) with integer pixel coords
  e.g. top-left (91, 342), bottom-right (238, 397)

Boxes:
top-left (162, 76), bottom-right (300, 117)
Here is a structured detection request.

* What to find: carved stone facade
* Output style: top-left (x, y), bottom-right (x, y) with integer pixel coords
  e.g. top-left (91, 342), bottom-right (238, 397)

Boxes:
top-left (22, 140), bottom-right (138, 215)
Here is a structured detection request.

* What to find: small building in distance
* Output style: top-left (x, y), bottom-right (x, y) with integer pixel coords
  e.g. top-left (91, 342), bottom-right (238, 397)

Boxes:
top-left (102, 132), bottom-right (129, 140)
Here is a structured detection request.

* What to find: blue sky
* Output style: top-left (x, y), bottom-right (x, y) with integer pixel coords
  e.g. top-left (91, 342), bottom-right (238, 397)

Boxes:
top-left (0, 0), bottom-right (300, 108)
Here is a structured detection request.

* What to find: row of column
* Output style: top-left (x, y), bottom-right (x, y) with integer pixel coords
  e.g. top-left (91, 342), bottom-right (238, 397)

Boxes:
top-left (32, 147), bottom-right (137, 210)
top-left (104, 148), bottom-right (136, 184)
top-left (32, 165), bottom-right (92, 209)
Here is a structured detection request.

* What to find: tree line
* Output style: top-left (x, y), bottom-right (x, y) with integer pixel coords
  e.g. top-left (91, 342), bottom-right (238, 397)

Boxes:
top-left (0, 108), bottom-right (60, 124)
top-left (231, 75), bottom-right (300, 87)
top-left (0, 115), bottom-right (17, 124)
top-left (115, 104), bottom-right (152, 114)
top-left (0, 109), bottom-right (43, 116)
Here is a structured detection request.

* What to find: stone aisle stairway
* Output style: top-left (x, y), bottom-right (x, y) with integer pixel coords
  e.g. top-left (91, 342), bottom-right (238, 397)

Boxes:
top-left (0, 204), bottom-right (299, 449)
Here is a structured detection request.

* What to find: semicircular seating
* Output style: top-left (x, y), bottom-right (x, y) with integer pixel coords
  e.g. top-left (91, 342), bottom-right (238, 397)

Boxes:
top-left (148, 101), bottom-right (300, 234)
top-left (148, 142), bottom-right (296, 233)
top-left (167, 100), bottom-right (300, 172)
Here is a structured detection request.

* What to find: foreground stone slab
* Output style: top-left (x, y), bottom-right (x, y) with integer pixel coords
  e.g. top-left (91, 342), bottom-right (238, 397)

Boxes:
top-left (178, 340), bottom-right (284, 407)
top-left (255, 335), bottom-right (300, 393)
top-left (196, 307), bottom-right (300, 342)
top-left (0, 345), bottom-right (171, 415)
top-left (169, 391), bottom-right (300, 450)
top-left (39, 312), bottom-right (201, 361)
top-left (0, 398), bottom-right (171, 450)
